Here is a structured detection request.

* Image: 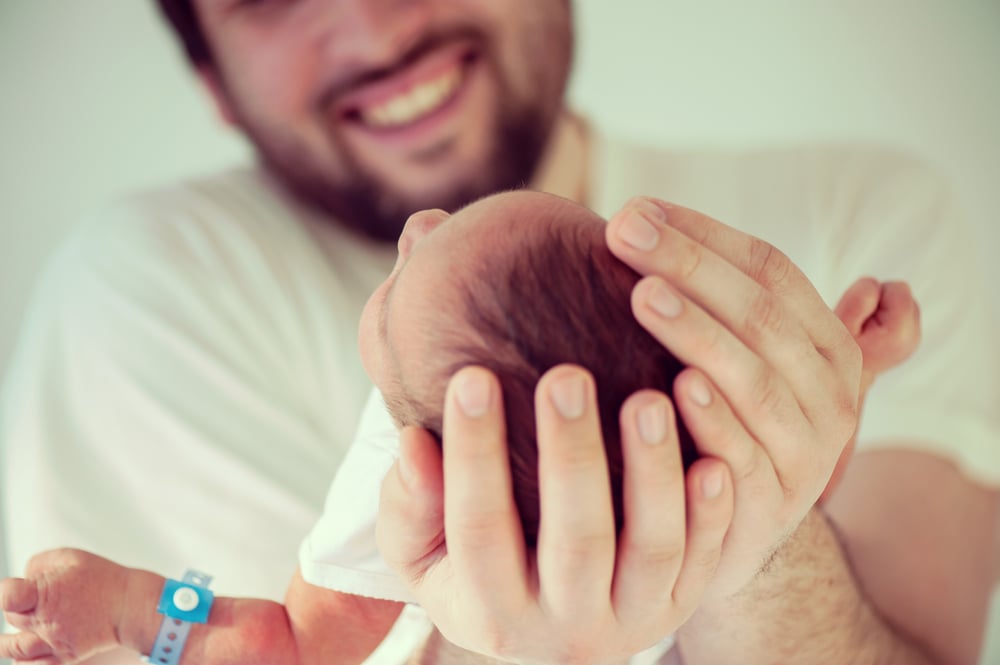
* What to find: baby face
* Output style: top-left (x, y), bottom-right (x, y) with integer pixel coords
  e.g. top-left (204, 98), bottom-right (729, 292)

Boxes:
top-left (358, 190), bottom-right (604, 421)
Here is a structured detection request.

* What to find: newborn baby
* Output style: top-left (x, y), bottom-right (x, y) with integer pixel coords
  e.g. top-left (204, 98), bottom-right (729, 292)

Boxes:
top-left (359, 190), bottom-right (920, 544)
top-left (0, 190), bottom-right (920, 665)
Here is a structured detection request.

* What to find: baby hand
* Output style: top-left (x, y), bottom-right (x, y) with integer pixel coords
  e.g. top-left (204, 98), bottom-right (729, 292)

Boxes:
top-left (820, 277), bottom-right (921, 503)
top-left (1, 549), bottom-right (128, 663)
top-left (835, 277), bottom-right (921, 388)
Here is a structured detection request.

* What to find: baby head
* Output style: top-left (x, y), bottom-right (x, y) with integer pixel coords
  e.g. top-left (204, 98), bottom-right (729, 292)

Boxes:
top-left (359, 190), bottom-right (695, 545)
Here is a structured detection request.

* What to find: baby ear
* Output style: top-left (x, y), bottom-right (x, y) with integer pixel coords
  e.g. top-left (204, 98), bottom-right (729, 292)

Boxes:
top-left (398, 209), bottom-right (451, 257)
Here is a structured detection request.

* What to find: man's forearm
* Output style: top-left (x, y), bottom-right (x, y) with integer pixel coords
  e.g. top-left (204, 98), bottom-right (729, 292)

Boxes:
top-left (675, 509), bottom-right (933, 665)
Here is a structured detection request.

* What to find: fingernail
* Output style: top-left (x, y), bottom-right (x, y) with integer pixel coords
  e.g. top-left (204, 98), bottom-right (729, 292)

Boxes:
top-left (689, 375), bottom-right (712, 407)
top-left (701, 469), bottom-right (724, 499)
top-left (550, 373), bottom-right (586, 420)
top-left (455, 371), bottom-right (491, 417)
top-left (637, 401), bottom-right (667, 445)
top-left (648, 282), bottom-right (682, 318)
top-left (618, 203), bottom-right (662, 251)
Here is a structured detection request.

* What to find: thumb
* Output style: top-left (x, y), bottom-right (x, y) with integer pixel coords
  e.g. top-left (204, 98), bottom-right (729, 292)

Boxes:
top-left (376, 427), bottom-right (446, 587)
top-left (834, 277), bottom-right (881, 336)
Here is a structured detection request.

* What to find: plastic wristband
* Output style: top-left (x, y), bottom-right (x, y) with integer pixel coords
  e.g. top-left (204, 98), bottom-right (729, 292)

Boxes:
top-left (142, 570), bottom-right (214, 665)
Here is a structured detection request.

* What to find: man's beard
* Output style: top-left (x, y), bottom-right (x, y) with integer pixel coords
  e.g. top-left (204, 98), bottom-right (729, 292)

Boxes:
top-left (243, 100), bottom-right (555, 244)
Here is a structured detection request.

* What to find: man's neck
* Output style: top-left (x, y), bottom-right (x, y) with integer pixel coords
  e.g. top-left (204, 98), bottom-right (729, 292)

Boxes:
top-left (529, 111), bottom-right (592, 207)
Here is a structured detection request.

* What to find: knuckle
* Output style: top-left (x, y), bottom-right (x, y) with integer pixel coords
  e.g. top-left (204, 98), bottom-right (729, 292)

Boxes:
top-left (814, 378), bottom-right (859, 450)
top-left (627, 537), bottom-right (685, 571)
top-left (443, 608), bottom-right (514, 660)
top-left (750, 368), bottom-right (785, 420)
top-left (844, 333), bottom-right (864, 372)
top-left (833, 394), bottom-right (860, 441)
top-left (545, 532), bottom-right (611, 571)
top-left (667, 235), bottom-right (703, 281)
top-left (748, 238), bottom-right (792, 289)
top-left (835, 328), bottom-right (864, 373)
top-left (687, 547), bottom-right (724, 578)
top-left (694, 323), bottom-right (728, 362)
top-left (553, 636), bottom-right (602, 665)
top-left (744, 291), bottom-right (786, 345)
top-left (477, 619), bottom-right (515, 660)
top-left (549, 435), bottom-right (604, 471)
top-left (676, 244), bottom-right (703, 281)
top-left (451, 510), bottom-right (511, 552)
top-left (696, 409), bottom-right (753, 471)
top-left (37, 620), bottom-right (77, 661)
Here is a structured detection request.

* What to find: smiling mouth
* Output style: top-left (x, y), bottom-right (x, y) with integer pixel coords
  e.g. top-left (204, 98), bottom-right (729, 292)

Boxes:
top-left (341, 50), bottom-right (477, 131)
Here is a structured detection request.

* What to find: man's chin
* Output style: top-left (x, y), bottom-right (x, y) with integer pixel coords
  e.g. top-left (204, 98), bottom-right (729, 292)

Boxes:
top-left (259, 115), bottom-right (549, 241)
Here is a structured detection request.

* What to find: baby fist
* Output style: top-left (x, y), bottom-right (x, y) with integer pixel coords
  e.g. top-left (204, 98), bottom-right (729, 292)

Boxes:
top-left (1, 548), bottom-right (128, 664)
top-left (835, 277), bottom-right (921, 382)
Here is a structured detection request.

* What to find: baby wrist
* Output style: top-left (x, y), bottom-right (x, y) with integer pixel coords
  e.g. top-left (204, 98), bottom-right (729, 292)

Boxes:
top-left (139, 570), bottom-right (215, 665)
top-left (114, 570), bottom-right (179, 656)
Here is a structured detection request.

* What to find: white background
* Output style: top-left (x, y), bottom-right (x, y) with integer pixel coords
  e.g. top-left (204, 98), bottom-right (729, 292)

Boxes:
top-left (1, 0), bottom-right (998, 657)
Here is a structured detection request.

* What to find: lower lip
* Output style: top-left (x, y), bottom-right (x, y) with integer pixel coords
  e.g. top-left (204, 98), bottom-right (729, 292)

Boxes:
top-left (342, 53), bottom-right (479, 151)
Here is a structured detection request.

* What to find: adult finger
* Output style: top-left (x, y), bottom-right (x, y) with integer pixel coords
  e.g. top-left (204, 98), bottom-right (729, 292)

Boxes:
top-left (607, 201), bottom-right (845, 413)
top-left (606, 198), bottom-right (854, 360)
top-left (630, 276), bottom-right (811, 471)
top-left (376, 426), bottom-right (446, 585)
top-left (671, 368), bottom-right (773, 489)
top-left (535, 365), bottom-right (616, 616)
top-left (612, 391), bottom-right (687, 616)
top-left (670, 457), bottom-right (733, 607)
top-left (441, 367), bottom-right (528, 609)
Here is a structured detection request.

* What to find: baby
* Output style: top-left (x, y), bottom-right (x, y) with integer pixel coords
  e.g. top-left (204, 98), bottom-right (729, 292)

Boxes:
top-left (361, 190), bottom-right (918, 542)
top-left (0, 191), bottom-right (919, 664)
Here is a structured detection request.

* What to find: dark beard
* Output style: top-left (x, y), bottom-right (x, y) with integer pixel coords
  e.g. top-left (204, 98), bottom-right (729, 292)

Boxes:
top-left (248, 103), bottom-right (553, 243)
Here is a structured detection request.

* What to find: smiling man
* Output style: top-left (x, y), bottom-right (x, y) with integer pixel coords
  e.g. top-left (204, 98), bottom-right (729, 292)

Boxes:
top-left (189, 0), bottom-right (572, 240)
top-left (2, 1), bottom-right (998, 665)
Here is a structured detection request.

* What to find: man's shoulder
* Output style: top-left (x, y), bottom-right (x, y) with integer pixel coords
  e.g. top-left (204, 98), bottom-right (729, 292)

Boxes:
top-left (69, 167), bottom-right (303, 268)
top-left (597, 131), bottom-right (944, 189)
top-left (593, 131), bottom-right (952, 232)
top-left (20, 168), bottom-right (321, 343)
top-left (44, 166), bottom-right (366, 309)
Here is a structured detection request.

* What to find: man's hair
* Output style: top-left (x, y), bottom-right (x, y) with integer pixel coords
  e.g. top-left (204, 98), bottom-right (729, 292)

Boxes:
top-left (392, 217), bottom-right (696, 546)
top-left (156, 0), bottom-right (213, 66)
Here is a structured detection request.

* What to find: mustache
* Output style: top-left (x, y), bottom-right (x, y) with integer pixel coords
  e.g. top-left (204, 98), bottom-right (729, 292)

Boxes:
top-left (314, 25), bottom-right (486, 113)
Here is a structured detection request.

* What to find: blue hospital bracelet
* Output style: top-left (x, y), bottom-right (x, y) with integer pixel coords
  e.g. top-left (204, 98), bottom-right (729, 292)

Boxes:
top-left (142, 570), bottom-right (214, 665)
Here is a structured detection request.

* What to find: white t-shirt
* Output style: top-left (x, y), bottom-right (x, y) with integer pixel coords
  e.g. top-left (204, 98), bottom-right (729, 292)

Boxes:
top-left (1, 168), bottom-right (397, 603)
top-left (300, 136), bottom-right (1000, 662)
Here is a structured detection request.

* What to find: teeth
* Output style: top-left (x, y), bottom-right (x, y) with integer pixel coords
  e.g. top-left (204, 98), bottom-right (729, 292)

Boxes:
top-left (361, 67), bottom-right (462, 128)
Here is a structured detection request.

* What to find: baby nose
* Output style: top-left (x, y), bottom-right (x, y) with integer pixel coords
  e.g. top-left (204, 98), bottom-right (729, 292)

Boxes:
top-left (398, 208), bottom-right (450, 259)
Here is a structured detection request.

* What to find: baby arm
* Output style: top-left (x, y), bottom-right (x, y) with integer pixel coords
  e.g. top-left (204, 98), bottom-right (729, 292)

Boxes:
top-left (821, 277), bottom-right (921, 503)
top-left (0, 548), bottom-right (401, 665)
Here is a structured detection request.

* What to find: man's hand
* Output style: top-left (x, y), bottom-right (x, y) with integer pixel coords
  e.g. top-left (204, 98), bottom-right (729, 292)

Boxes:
top-left (377, 366), bottom-right (734, 665)
top-left (605, 197), bottom-right (863, 601)
top-left (0, 549), bottom-right (130, 663)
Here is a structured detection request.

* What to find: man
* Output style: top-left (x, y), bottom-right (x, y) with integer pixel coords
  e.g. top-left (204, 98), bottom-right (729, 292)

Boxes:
top-left (1, 1), bottom-right (997, 663)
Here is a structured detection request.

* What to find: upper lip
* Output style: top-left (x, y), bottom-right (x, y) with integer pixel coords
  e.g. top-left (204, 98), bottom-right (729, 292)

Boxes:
top-left (326, 40), bottom-right (478, 122)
